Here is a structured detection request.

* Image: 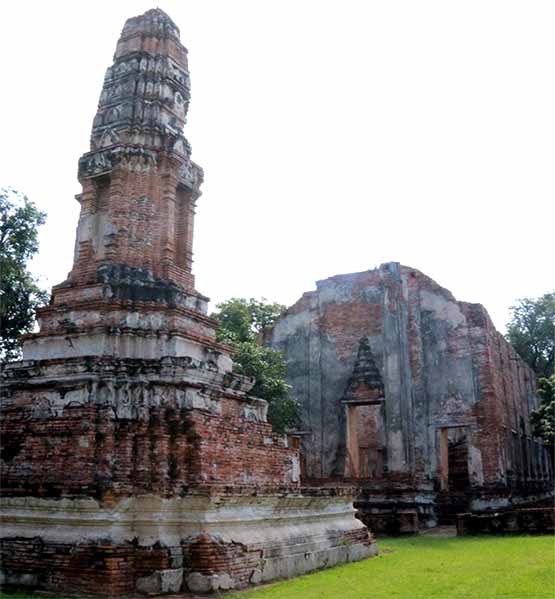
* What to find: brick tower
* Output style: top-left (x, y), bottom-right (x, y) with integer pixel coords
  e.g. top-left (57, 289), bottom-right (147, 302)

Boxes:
top-left (0, 9), bottom-right (375, 595)
top-left (23, 9), bottom-right (216, 366)
top-left (74, 9), bottom-right (200, 291)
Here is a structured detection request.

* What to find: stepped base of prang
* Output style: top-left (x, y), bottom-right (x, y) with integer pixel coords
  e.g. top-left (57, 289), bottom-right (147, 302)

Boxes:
top-left (1, 493), bottom-right (375, 595)
top-left (0, 356), bottom-right (376, 595)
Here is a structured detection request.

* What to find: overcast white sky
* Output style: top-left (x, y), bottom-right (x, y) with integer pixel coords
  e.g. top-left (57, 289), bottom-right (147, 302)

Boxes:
top-left (1, 1), bottom-right (553, 332)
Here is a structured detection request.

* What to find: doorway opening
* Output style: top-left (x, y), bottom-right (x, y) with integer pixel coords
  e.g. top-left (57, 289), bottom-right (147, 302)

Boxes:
top-left (344, 401), bottom-right (385, 478)
top-left (438, 426), bottom-right (470, 492)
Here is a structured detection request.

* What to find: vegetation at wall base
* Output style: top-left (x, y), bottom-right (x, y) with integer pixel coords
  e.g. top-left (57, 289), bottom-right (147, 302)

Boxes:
top-left (211, 298), bottom-right (298, 433)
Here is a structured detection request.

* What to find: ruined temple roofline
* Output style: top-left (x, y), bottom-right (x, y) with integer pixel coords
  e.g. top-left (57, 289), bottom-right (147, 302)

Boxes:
top-left (314, 262), bottom-right (457, 301)
top-left (281, 261), bottom-right (503, 337)
top-left (274, 262), bottom-right (537, 387)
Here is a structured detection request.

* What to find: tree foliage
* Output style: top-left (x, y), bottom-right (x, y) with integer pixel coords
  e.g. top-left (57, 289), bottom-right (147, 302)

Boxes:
top-left (530, 375), bottom-right (555, 446)
top-left (211, 298), bottom-right (298, 433)
top-left (506, 293), bottom-right (555, 379)
top-left (0, 189), bottom-right (48, 361)
top-left (214, 298), bottom-right (286, 344)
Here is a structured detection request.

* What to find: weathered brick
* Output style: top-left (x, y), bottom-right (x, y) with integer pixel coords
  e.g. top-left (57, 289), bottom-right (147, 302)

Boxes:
top-left (0, 9), bottom-right (375, 595)
top-left (267, 262), bottom-right (554, 530)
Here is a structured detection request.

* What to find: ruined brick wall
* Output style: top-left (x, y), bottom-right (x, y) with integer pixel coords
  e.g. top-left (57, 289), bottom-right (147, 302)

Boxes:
top-left (0, 539), bottom-right (175, 596)
top-left (266, 262), bottom-right (553, 509)
top-left (1, 359), bottom-right (300, 501)
top-left (189, 400), bottom-right (299, 488)
top-left (0, 356), bottom-right (309, 594)
top-left (462, 303), bottom-right (551, 492)
top-left (457, 505), bottom-right (555, 535)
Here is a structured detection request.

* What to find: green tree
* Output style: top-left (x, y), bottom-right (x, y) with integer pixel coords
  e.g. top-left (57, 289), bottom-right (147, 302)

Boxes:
top-left (506, 293), bottom-right (555, 379)
top-left (212, 298), bottom-right (298, 433)
top-left (530, 375), bottom-right (555, 446)
top-left (214, 298), bottom-right (285, 344)
top-left (0, 189), bottom-right (48, 362)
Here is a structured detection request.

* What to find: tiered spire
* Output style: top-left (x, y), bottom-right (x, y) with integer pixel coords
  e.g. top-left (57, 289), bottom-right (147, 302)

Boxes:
top-left (22, 9), bottom-right (217, 363)
top-left (342, 338), bottom-right (385, 404)
top-left (71, 8), bottom-right (202, 291)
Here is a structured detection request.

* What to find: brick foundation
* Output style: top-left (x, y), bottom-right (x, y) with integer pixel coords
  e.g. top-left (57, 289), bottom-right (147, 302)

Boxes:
top-left (457, 507), bottom-right (555, 536)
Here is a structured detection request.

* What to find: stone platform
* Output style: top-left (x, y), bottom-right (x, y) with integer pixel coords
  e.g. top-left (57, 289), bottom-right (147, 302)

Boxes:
top-left (1, 354), bottom-right (375, 594)
top-left (1, 491), bottom-right (374, 594)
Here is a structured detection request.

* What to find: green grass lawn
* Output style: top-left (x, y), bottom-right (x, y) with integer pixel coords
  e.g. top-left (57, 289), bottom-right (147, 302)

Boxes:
top-left (1, 535), bottom-right (553, 599)
top-left (228, 535), bottom-right (555, 599)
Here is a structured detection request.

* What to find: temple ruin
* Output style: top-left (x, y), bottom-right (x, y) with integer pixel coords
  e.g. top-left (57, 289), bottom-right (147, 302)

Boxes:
top-left (266, 263), bottom-right (554, 533)
top-left (0, 10), bottom-right (375, 594)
